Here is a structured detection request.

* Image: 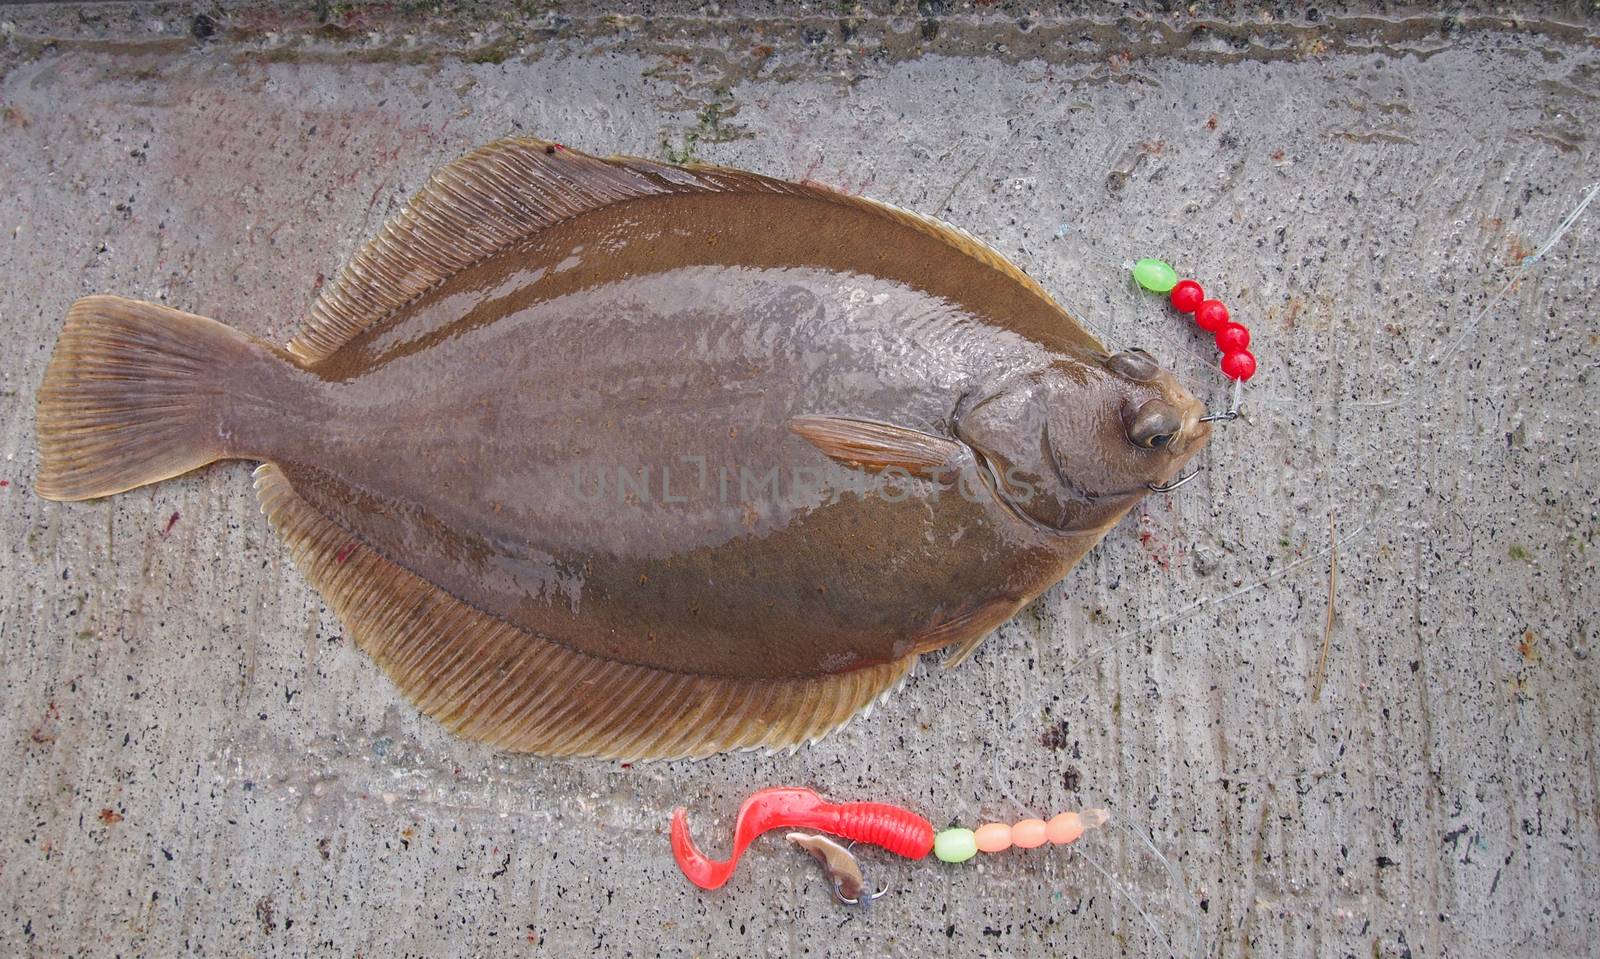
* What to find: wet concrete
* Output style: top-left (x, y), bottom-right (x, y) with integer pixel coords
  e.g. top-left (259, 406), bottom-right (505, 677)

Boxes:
top-left (2, 2), bottom-right (1598, 956)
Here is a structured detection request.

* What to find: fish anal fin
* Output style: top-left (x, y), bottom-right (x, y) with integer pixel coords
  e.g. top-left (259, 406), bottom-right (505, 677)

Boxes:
top-left (253, 463), bottom-right (915, 760)
top-left (789, 415), bottom-right (966, 481)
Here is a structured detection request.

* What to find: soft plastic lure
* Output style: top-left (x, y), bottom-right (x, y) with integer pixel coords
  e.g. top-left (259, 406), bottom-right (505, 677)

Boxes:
top-left (670, 787), bottom-right (935, 890)
top-left (670, 786), bottom-right (1108, 897)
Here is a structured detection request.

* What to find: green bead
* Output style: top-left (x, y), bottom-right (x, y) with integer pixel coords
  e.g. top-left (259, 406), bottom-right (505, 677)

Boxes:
top-left (934, 828), bottom-right (978, 863)
top-left (1132, 257), bottom-right (1178, 293)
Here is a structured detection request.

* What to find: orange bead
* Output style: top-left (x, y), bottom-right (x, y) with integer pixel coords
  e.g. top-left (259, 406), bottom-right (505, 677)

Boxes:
top-left (1011, 818), bottom-right (1048, 848)
top-left (974, 822), bottom-right (1012, 852)
top-left (1046, 812), bottom-right (1085, 845)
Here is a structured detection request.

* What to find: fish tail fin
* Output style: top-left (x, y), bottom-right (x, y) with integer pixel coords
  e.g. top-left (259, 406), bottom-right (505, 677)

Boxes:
top-left (35, 295), bottom-right (272, 501)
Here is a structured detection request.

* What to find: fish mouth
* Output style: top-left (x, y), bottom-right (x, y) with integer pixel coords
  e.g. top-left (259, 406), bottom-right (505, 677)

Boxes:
top-left (1173, 398), bottom-right (1213, 456)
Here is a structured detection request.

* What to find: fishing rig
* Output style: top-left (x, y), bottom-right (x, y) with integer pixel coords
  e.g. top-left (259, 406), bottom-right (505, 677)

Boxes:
top-left (670, 786), bottom-right (1110, 905)
top-left (1129, 256), bottom-right (1256, 492)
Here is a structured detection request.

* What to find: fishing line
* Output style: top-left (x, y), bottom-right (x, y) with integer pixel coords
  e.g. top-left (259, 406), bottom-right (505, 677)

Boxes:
top-left (1061, 522), bottom-right (1372, 679)
top-left (1428, 180), bottom-right (1599, 367)
top-left (976, 709), bottom-right (1207, 948)
top-left (666, 105), bottom-right (1594, 939)
top-left (1112, 813), bottom-right (1201, 956)
top-left (986, 664), bottom-right (1199, 952)
top-left (1076, 845), bottom-right (1180, 953)
top-left (915, 67), bottom-right (1596, 952)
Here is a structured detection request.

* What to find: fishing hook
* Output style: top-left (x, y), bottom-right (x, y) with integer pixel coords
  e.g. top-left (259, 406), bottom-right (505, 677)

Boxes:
top-left (1148, 381), bottom-right (1244, 492)
top-left (1200, 378), bottom-right (1245, 423)
top-left (1146, 468), bottom-right (1200, 493)
top-left (788, 832), bottom-right (888, 906)
top-left (837, 839), bottom-right (890, 906)
top-left (833, 882), bottom-right (891, 906)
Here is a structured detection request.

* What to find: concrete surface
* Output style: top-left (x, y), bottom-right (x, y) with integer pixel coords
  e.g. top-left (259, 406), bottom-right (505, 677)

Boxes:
top-left (2, 2), bottom-right (1598, 956)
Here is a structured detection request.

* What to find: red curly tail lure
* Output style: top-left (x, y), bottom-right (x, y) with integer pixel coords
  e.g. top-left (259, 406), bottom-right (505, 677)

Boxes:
top-left (670, 786), bottom-right (1108, 895)
top-left (670, 787), bottom-right (934, 890)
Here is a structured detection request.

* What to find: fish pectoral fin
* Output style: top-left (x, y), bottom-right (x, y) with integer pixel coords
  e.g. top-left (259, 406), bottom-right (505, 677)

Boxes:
top-left (789, 415), bottom-right (966, 481)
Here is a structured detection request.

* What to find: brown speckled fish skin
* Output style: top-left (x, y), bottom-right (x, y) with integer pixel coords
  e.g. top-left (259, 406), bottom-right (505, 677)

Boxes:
top-left (244, 189), bottom-right (1205, 678)
top-left (34, 139), bottom-right (1209, 756)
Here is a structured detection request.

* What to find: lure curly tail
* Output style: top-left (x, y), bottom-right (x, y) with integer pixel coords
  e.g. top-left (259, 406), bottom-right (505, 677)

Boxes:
top-left (669, 787), bottom-right (934, 890)
top-left (672, 786), bottom-right (1113, 893)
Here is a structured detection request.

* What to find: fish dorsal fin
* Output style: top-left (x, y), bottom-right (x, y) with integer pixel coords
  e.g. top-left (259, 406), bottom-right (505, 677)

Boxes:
top-left (294, 139), bottom-right (766, 363)
top-left (684, 159), bottom-right (1061, 315)
top-left (292, 139), bottom-right (1066, 365)
top-left (253, 463), bottom-right (916, 760)
top-left (696, 162), bottom-right (1063, 316)
top-left (830, 193), bottom-right (1063, 318)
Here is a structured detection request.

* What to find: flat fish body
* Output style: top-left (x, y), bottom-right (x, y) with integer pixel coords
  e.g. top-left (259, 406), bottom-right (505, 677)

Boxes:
top-left (35, 140), bottom-right (1210, 759)
top-left (276, 190), bottom-right (1082, 680)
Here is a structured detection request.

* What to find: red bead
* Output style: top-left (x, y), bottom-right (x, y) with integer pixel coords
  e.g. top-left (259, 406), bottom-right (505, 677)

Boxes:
top-left (1221, 350), bottom-right (1257, 381)
top-left (1194, 299), bottom-right (1230, 332)
top-left (1215, 322), bottom-right (1250, 353)
top-left (1169, 279), bottom-right (1204, 313)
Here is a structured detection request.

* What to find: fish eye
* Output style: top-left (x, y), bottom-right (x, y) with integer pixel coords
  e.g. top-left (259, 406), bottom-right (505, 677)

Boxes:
top-left (1124, 399), bottom-right (1183, 450)
top-left (1106, 350), bottom-right (1161, 382)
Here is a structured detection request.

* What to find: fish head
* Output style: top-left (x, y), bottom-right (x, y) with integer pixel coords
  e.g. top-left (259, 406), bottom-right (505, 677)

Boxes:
top-left (955, 349), bottom-right (1210, 533)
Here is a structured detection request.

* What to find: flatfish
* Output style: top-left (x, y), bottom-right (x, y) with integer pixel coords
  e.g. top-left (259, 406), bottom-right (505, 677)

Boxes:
top-left (34, 138), bottom-right (1209, 759)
